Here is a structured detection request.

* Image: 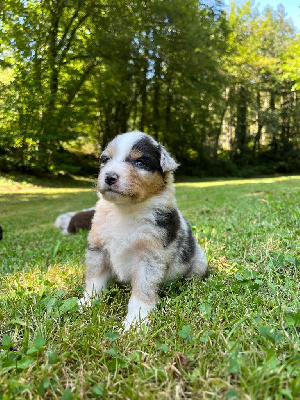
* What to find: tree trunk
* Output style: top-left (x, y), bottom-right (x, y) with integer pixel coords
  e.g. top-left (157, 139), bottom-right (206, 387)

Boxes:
top-left (165, 84), bottom-right (172, 142)
top-left (152, 56), bottom-right (161, 140)
top-left (280, 91), bottom-right (292, 153)
top-left (139, 56), bottom-right (148, 132)
top-left (235, 85), bottom-right (248, 158)
top-left (253, 90), bottom-right (263, 155)
top-left (270, 90), bottom-right (278, 153)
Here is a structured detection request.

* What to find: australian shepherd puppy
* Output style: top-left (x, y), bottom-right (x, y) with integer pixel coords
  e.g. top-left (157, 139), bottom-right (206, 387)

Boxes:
top-left (79, 131), bottom-right (208, 330)
top-left (55, 208), bottom-right (95, 235)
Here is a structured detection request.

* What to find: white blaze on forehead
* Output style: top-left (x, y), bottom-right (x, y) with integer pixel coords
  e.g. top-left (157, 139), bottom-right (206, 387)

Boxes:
top-left (109, 131), bottom-right (151, 160)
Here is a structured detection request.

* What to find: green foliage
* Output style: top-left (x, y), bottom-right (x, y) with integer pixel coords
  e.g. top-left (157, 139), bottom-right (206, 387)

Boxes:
top-left (1, 1), bottom-right (298, 176)
top-left (282, 35), bottom-right (300, 90)
top-left (178, 325), bottom-right (196, 342)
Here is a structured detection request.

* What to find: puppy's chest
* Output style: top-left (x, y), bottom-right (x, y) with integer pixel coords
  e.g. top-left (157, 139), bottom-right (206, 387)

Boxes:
top-left (101, 211), bottom-right (151, 240)
top-left (99, 210), bottom-right (159, 279)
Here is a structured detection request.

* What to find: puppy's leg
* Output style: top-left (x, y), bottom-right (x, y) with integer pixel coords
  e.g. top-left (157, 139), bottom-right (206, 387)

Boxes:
top-left (123, 257), bottom-right (165, 330)
top-left (186, 242), bottom-right (209, 279)
top-left (123, 294), bottom-right (156, 331)
top-left (78, 246), bottom-right (112, 307)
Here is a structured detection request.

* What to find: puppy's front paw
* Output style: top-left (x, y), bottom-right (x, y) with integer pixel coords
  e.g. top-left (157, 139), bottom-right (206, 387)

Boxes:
top-left (123, 317), bottom-right (134, 331)
top-left (77, 296), bottom-right (92, 311)
top-left (123, 295), bottom-right (155, 330)
top-left (123, 314), bottom-right (150, 331)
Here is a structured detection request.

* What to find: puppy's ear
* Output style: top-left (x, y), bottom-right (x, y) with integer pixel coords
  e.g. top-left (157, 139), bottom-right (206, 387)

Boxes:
top-left (159, 145), bottom-right (179, 172)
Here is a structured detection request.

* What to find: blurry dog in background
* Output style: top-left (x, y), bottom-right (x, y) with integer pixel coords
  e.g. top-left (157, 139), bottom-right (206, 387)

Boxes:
top-left (79, 131), bottom-right (209, 330)
top-left (55, 207), bottom-right (95, 235)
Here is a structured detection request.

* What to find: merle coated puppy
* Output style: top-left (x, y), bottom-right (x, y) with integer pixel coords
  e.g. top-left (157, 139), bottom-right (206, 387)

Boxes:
top-left (79, 131), bottom-right (208, 329)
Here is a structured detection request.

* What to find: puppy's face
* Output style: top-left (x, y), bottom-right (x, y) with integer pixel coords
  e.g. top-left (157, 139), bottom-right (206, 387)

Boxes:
top-left (98, 131), bottom-right (178, 204)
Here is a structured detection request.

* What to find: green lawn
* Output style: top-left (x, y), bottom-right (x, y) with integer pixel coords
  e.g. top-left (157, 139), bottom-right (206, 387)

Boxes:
top-left (0, 174), bottom-right (299, 399)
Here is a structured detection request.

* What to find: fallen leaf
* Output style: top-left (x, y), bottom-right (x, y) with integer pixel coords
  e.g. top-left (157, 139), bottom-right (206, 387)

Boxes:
top-left (164, 353), bottom-right (190, 378)
top-left (165, 363), bottom-right (181, 378)
top-left (176, 353), bottom-right (190, 367)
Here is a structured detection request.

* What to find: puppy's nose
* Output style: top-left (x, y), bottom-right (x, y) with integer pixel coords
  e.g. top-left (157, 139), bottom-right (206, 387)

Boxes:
top-left (105, 173), bottom-right (118, 186)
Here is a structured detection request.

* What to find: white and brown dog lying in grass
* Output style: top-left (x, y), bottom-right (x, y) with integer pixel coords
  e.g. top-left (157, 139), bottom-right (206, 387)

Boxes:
top-left (79, 131), bottom-right (208, 330)
top-left (55, 207), bottom-right (95, 235)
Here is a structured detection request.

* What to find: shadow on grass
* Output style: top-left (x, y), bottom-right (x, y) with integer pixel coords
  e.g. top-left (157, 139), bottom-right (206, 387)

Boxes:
top-left (0, 190), bottom-right (96, 204)
top-left (1, 172), bottom-right (98, 189)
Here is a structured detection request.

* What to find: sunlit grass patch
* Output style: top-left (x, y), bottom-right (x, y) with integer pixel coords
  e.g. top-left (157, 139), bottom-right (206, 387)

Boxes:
top-left (0, 175), bottom-right (299, 399)
top-left (175, 175), bottom-right (300, 188)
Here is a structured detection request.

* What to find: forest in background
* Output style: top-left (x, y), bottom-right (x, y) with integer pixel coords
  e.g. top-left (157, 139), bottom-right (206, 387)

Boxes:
top-left (0, 0), bottom-right (299, 177)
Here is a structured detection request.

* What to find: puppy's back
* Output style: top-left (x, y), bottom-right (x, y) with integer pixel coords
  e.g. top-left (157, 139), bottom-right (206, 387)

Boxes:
top-left (68, 209), bottom-right (95, 234)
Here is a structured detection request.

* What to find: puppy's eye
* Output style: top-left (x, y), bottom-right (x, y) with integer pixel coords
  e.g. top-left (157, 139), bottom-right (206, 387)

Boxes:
top-left (134, 159), bottom-right (145, 167)
top-left (100, 155), bottom-right (110, 165)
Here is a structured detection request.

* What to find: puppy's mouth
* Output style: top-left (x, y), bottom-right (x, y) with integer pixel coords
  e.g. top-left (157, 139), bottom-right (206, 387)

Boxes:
top-left (99, 185), bottom-right (138, 200)
top-left (99, 186), bottom-right (123, 195)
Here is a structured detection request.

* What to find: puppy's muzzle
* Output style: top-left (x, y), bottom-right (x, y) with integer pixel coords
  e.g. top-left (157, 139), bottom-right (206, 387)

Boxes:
top-left (105, 172), bottom-right (119, 186)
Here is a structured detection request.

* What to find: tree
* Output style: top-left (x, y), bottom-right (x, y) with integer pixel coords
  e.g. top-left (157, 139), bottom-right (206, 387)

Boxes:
top-left (1, 0), bottom-right (103, 170)
top-left (221, 1), bottom-right (299, 169)
top-left (0, 0), bottom-right (299, 176)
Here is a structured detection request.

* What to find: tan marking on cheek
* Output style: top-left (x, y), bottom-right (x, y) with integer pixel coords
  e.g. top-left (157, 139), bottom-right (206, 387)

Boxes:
top-left (147, 171), bottom-right (165, 196)
top-left (102, 163), bottom-right (165, 203)
top-left (128, 170), bottom-right (165, 202)
top-left (123, 163), bottom-right (133, 176)
top-left (129, 149), bottom-right (143, 160)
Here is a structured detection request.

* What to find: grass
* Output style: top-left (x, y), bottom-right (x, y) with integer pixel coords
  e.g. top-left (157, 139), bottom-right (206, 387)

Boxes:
top-left (0, 174), bottom-right (299, 399)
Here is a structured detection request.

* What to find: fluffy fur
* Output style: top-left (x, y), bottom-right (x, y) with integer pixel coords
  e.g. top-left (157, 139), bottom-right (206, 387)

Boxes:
top-left (55, 208), bottom-right (95, 235)
top-left (67, 209), bottom-right (95, 234)
top-left (79, 131), bottom-right (208, 330)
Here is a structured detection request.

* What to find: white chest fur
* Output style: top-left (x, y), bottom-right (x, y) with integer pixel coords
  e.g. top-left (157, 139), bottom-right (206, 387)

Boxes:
top-left (93, 199), bottom-right (162, 282)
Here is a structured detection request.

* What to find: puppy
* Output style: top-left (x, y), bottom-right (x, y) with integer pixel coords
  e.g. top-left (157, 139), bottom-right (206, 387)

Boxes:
top-left (79, 131), bottom-right (208, 330)
top-left (55, 207), bottom-right (95, 235)
top-left (67, 209), bottom-right (95, 234)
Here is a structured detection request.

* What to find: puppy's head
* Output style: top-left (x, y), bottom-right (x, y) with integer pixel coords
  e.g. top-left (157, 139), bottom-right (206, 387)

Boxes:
top-left (98, 131), bottom-right (178, 204)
